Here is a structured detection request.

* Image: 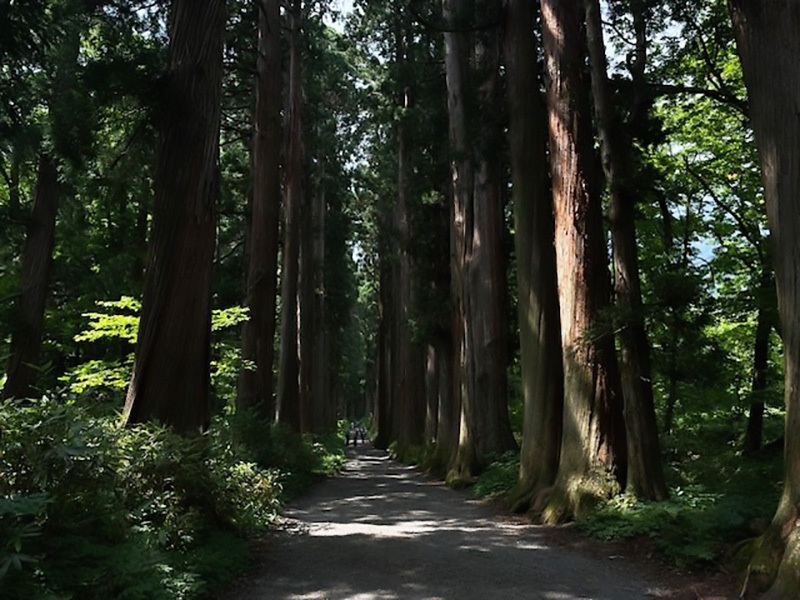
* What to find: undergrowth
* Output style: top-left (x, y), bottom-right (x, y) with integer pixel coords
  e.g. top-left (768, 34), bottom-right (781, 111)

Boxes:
top-left (579, 410), bottom-right (783, 569)
top-left (472, 452), bottom-right (520, 500)
top-left (0, 397), bottom-right (344, 599)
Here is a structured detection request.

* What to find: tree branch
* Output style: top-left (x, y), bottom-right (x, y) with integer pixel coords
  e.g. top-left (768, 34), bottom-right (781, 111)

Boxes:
top-left (648, 83), bottom-right (749, 116)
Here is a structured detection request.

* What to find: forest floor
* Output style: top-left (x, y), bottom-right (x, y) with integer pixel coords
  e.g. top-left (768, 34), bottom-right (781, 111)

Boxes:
top-left (220, 444), bottom-right (740, 600)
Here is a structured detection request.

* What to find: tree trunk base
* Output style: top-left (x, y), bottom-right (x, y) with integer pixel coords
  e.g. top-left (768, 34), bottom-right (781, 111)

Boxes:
top-left (540, 473), bottom-right (618, 524)
top-left (737, 519), bottom-right (800, 598)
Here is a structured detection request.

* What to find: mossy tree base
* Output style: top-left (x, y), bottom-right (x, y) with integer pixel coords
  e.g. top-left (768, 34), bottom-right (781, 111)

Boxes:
top-left (737, 515), bottom-right (800, 599)
top-left (539, 472), bottom-right (619, 524)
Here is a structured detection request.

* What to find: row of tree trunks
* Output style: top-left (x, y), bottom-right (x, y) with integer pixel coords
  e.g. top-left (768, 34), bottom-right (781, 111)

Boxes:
top-left (582, 0), bottom-right (668, 501)
top-left (728, 1), bottom-right (800, 596)
top-left (539, 0), bottom-right (627, 521)
top-left (503, 0), bottom-right (564, 512)
top-left (123, 0), bottom-right (226, 433)
top-left (237, 0), bottom-right (281, 422)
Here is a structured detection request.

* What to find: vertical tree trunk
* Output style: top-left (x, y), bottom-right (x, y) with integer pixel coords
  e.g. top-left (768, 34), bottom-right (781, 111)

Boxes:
top-left (425, 344), bottom-right (440, 442)
top-left (468, 5), bottom-right (516, 459)
top-left (583, 0), bottom-right (668, 501)
top-left (276, 0), bottom-right (303, 431)
top-left (238, 0), bottom-right (281, 421)
top-left (728, 3), bottom-right (800, 595)
top-left (374, 229), bottom-right (394, 449)
top-left (743, 268), bottom-right (776, 454)
top-left (299, 159), bottom-right (314, 432)
top-left (390, 71), bottom-right (426, 451)
top-left (540, 0), bottom-right (627, 522)
top-left (311, 177), bottom-right (329, 432)
top-left (124, 0), bottom-right (225, 433)
top-left (443, 0), bottom-right (516, 481)
top-left (3, 154), bottom-right (60, 400)
top-left (743, 300), bottom-right (771, 454)
top-left (504, 0), bottom-right (564, 512)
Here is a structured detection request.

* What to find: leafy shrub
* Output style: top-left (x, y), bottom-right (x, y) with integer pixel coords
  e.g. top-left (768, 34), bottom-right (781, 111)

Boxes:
top-left (0, 397), bottom-right (281, 599)
top-left (473, 452), bottom-right (520, 500)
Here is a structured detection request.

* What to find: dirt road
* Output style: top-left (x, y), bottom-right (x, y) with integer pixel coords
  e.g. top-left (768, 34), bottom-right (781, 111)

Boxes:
top-left (223, 445), bottom-right (671, 599)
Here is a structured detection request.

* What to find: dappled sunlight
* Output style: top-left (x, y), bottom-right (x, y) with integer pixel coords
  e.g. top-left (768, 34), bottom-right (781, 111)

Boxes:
top-left (225, 445), bottom-right (659, 600)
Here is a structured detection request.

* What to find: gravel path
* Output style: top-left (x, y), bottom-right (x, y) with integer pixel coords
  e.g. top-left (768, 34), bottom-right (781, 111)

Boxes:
top-left (223, 444), bottom-right (665, 600)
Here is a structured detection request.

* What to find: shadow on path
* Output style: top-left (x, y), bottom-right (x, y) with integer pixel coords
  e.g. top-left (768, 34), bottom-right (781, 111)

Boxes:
top-left (221, 444), bottom-right (660, 600)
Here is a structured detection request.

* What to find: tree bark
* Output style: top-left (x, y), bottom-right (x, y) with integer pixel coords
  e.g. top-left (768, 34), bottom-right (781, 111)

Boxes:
top-left (503, 0), bottom-right (564, 512)
top-left (728, 3), bottom-right (800, 594)
top-left (374, 225), bottom-right (394, 449)
top-left (582, 0), bottom-right (668, 501)
top-left (443, 0), bottom-right (516, 481)
top-left (540, 0), bottom-right (627, 522)
top-left (390, 64), bottom-right (426, 451)
top-left (3, 154), bottom-right (60, 400)
top-left (123, 0), bottom-right (225, 433)
top-left (311, 174), bottom-right (329, 432)
top-left (276, 0), bottom-right (303, 431)
top-left (425, 343), bottom-right (440, 443)
top-left (238, 0), bottom-right (281, 421)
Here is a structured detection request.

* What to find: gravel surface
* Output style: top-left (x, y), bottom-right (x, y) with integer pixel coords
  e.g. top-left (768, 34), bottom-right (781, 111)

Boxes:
top-left (222, 444), bottom-right (669, 600)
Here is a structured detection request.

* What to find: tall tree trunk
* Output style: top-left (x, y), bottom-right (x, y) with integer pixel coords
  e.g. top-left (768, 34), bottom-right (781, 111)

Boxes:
top-left (425, 344), bottom-right (440, 443)
top-left (299, 160), bottom-right (313, 432)
top-left (583, 0), bottom-right (668, 501)
top-left (3, 154), bottom-right (60, 400)
top-left (238, 0), bottom-right (281, 420)
top-left (311, 175), bottom-right (329, 432)
top-left (390, 73), bottom-right (425, 451)
top-left (276, 0), bottom-right (303, 431)
top-left (504, 0), bottom-right (564, 513)
top-left (443, 0), bottom-right (516, 481)
top-left (728, 3), bottom-right (800, 595)
top-left (540, 0), bottom-right (627, 522)
top-left (124, 0), bottom-right (225, 433)
top-left (374, 227), bottom-right (394, 449)
top-left (743, 270), bottom-right (776, 453)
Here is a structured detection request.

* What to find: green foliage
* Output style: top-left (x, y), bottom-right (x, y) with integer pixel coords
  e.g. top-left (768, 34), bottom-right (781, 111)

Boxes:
top-left (472, 452), bottom-right (520, 500)
top-left (580, 410), bottom-right (783, 569)
top-left (74, 297), bottom-right (141, 343)
top-left (0, 397), bottom-right (281, 599)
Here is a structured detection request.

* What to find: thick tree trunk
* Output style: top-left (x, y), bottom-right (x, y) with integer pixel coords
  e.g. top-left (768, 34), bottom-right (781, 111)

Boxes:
top-left (300, 160), bottom-right (329, 434)
top-left (728, 3), bottom-right (800, 595)
top-left (540, 0), bottom-right (627, 522)
top-left (238, 0), bottom-right (281, 420)
top-left (123, 0), bottom-right (225, 433)
top-left (442, 0), bottom-right (472, 480)
top-left (583, 0), bottom-right (668, 501)
top-left (276, 0), bottom-right (303, 431)
top-left (433, 334), bottom-right (457, 471)
top-left (503, 0), bottom-right (564, 512)
top-left (3, 154), bottom-right (60, 400)
top-left (443, 0), bottom-right (516, 481)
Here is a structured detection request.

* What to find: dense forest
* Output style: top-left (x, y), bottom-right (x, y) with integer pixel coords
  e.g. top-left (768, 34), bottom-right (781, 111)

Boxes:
top-left (1, 0), bottom-right (799, 598)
